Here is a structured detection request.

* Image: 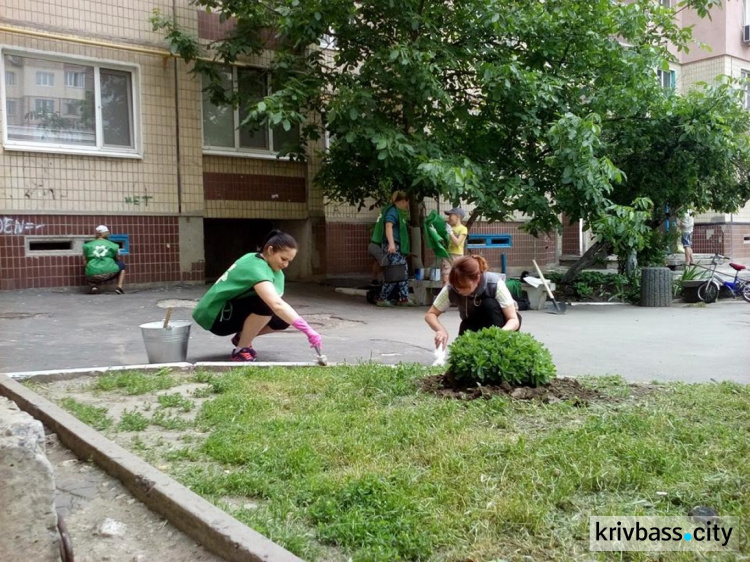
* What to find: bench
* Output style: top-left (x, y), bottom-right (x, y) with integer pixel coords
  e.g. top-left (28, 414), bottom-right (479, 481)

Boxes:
top-left (408, 279), bottom-right (444, 306)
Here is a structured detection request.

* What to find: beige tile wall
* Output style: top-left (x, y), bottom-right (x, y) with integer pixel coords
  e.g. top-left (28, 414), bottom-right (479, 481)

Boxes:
top-left (0, 0), bottom-right (205, 217)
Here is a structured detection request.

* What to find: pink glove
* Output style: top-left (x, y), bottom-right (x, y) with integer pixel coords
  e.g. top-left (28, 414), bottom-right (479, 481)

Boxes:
top-left (292, 317), bottom-right (322, 349)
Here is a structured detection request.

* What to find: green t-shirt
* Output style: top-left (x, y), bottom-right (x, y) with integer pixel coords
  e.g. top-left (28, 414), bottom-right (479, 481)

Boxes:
top-left (83, 239), bottom-right (121, 276)
top-left (192, 253), bottom-right (285, 330)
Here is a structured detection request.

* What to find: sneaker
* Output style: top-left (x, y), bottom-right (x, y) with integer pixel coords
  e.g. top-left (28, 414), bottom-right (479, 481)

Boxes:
top-left (231, 332), bottom-right (241, 347)
top-left (231, 347), bottom-right (257, 362)
top-left (89, 286), bottom-right (99, 294)
top-left (375, 300), bottom-right (394, 307)
top-left (115, 287), bottom-right (124, 295)
top-left (396, 299), bottom-right (417, 307)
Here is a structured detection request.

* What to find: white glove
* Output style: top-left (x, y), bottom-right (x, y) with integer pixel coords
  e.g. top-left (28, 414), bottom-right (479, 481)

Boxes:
top-left (433, 345), bottom-right (447, 367)
top-left (445, 224), bottom-right (453, 235)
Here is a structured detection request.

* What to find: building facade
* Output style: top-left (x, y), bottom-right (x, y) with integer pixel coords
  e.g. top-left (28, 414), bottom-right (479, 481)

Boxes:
top-left (0, 1), bottom-right (748, 291)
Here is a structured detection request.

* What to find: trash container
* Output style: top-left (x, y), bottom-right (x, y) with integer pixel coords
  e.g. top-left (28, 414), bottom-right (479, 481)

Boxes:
top-left (140, 321), bottom-right (191, 363)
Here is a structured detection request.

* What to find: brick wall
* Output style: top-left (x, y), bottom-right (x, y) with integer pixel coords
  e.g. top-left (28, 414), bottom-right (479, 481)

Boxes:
top-left (0, 215), bottom-right (202, 290)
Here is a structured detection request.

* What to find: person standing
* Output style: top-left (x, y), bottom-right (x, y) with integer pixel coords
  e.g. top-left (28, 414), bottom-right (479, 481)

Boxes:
top-left (82, 225), bottom-right (126, 294)
top-left (192, 231), bottom-right (323, 362)
top-left (370, 191), bottom-right (414, 306)
top-left (678, 210), bottom-right (695, 266)
top-left (426, 255), bottom-right (520, 350)
top-left (441, 207), bottom-right (468, 285)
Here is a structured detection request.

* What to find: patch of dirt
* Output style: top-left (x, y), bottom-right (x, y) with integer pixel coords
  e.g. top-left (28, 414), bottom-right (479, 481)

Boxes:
top-left (46, 432), bottom-right (222, 562)
top-left (419, 374), bottom-right (602, 405)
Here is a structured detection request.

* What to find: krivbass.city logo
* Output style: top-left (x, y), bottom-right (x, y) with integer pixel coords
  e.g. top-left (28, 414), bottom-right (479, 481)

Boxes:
top-left (590, 516), bottom-right (739, 552)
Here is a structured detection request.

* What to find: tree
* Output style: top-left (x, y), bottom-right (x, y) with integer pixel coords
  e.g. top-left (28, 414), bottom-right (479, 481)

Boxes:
top-left (153, 0), bottom-right (750, 264)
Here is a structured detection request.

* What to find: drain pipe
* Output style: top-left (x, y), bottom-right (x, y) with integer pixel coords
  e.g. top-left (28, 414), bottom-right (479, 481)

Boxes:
top-left (172, 0), bottom-right (183, 214)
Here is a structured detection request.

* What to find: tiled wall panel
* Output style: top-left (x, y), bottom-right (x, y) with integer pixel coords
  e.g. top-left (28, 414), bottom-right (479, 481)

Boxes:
top-left (325, 222), bottom-right (557, 277)
top-left (0, 214), bottom-right (203, 290)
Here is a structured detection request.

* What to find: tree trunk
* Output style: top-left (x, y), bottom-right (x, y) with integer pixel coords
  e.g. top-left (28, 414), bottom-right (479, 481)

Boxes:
top-left (640, 267), bottom-right (673, 307)
top-left (561, 240), bottom-right (612, 283)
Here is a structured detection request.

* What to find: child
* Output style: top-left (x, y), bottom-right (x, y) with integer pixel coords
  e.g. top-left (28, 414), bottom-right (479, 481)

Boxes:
top-left (441, 207), bottom-right (468, 285)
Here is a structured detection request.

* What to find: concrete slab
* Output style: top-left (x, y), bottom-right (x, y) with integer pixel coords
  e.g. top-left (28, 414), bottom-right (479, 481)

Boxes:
top-left (0, 282), bottom-right (748, 383)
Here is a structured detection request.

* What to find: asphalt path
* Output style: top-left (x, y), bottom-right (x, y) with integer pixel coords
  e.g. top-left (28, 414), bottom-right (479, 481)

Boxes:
top-left (1, 283), bottom-right (748, 383)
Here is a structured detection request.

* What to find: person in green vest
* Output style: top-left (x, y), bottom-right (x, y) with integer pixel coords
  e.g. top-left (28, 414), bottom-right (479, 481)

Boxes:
top-left (370, 191), bottom-right (415, 306)
top-left (82, 225), bottom-right (126, 294)
top-left (192, 230), bottom-right (323, 362)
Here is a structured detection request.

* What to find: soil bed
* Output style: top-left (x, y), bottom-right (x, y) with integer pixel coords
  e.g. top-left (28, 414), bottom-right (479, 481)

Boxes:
top-left (419, 374), bottom-right (603, 405)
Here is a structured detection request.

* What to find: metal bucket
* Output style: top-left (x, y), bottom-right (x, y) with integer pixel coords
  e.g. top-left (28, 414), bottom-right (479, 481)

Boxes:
top-left (140, 321), bottom-right (191, 363)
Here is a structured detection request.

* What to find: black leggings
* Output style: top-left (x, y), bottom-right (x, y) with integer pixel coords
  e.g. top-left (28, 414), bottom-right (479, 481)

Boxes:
top-left (459, 296), bottom-right (522, 335)
top-left (209, 294), bottom-right (289, 336)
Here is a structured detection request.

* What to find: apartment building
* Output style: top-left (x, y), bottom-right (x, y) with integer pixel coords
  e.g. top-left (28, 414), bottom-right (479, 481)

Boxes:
top-left (0, 1), bottom-right (747, 291)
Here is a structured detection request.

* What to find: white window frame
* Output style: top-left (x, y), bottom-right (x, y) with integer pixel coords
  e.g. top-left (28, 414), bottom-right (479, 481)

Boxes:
top-left (0, 46), bottom-right (142, 158)
top-left (201, 65), bottom-right (297, 160)
top-left (36, 71), bottom-right (54, 86)
top-left (657, 68), bottom-right (676, 90)
top-left (6, 99), bottom-right (17, 115)
top-left (35, 98), bottom-right (55, 113)
top-left (4, 70), bottom-right (15, 85)
top-left (65, 70), bottom-right (86, 88)
top-left (743, 70), bottom-right (750, 111)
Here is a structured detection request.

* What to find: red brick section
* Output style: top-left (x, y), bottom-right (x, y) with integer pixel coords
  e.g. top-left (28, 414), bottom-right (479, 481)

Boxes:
top-left (197, 11), bottom-right (279, 48)
top-left (324, 221), bottom-right (558, 277)
top-left (203, 172), bottom-right (306, 202)
top-left (196, 11), bottom-right (236, 41)
top-left (0, 215), bottom-right (203, 290)
top-left (561, 215), bottom-right (581, 256)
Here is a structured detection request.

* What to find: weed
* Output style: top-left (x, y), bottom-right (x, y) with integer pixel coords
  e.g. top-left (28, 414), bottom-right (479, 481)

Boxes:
top-left (118, 409), bottom-right (150, 431)
top-left (93, 369), bottom-right (176, 395)
top-left (59, 397), bottom-right (112, 431)
top-left (157, 392), bottom-right (194, 412)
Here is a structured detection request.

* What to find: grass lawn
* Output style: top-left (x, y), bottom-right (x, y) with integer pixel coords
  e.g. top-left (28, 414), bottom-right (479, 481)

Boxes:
top-left (31, 366), bottom-right (749, 561)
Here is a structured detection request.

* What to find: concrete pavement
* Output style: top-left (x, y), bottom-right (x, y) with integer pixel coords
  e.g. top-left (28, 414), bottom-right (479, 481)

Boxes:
top-left (1, 282), bottom-right (748, 383)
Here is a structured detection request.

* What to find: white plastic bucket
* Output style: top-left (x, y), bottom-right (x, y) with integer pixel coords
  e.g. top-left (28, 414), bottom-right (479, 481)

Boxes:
top-left (140, 321), bottom-right (191, 363)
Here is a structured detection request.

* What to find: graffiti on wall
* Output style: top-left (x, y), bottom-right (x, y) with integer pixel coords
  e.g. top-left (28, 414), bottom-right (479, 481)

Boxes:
top-left (125, 195), bottom-right (154, 206)
top-left (1, 217), bottom-right (46, 235)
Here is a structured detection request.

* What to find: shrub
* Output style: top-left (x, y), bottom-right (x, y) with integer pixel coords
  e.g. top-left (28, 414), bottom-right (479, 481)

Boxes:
top-left (447, 328), bottom-right (556, 387)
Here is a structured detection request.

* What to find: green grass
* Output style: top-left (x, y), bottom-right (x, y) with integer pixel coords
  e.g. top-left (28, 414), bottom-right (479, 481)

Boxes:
top-left (92, 368), bottom-right (177, 395)
top-left (118, 409), bottom-right (150, 431)
top-left (48, 366), bottom-right (750, 560)
top-left (59, 397), bottom-right (112, 431)
top-left (157, 392), bottom-right (194, 412)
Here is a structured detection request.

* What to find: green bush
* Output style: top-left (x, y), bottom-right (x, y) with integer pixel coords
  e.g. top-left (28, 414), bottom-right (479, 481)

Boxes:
top-left (447, 328), bottom-right (556, 387)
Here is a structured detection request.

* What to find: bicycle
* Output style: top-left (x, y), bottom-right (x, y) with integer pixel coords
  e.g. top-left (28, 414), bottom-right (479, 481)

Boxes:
top-left (696, 253), bottom-right (750, 304)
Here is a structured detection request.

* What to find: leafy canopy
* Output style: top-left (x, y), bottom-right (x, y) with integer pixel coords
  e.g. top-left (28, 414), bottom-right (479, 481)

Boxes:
top-left (154, 0), bottom-right (750, 243)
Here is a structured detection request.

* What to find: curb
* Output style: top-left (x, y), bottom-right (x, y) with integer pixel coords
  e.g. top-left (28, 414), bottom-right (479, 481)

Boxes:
top-left (0, 373), bottom-right (303, 562)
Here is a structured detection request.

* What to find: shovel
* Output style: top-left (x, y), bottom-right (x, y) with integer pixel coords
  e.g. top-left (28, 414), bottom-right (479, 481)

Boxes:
top-left (532, 260), bottom-right (567, 315)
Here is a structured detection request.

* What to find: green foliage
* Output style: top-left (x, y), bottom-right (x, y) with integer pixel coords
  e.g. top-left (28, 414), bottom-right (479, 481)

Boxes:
top-left (447, 328), bottom-right (556, 387)
top-left (118, 409), bottom-right (150, 432)
top-left (93, 369), bottom-right (176, 395)
top-left (157, 392), bottom-right (194, 412)
top-left (573, 282), bottom-right (594, 299)
top-left (60, 398), bottom-right (112, 431)
top-left (155, 0), bottom-right (750, 250)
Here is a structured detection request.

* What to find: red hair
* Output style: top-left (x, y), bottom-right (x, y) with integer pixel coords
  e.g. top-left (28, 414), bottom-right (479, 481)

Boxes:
top-left (449, 255), bottom-right (489, 290)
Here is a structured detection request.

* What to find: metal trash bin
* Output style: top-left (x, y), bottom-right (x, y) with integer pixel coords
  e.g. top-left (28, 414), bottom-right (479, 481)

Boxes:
top-left (139, 320), bottom-right (191, 363)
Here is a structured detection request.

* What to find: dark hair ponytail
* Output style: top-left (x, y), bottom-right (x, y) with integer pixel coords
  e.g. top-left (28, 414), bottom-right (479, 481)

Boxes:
top-left (262, 230), bottom-right (297, 253)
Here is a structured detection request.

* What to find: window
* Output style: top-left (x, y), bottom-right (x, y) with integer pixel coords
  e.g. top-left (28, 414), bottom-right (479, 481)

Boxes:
top-left (659, 0), bottom-right (671, 7)
top-left (743, 70), bottom-right (750, 110)
top-left (65, 71), bottom-right (86, 88)
top-left (202, 66), bottom-right (299, 155)
top-left (5, 70), bottom-right (15, 85)
top-left (657, 69), bottom-right (675, 90)
top-left (6, 100), bottom-right (16, 115)
top-left (35, 99), bottom-right (55, 113)
top-left (36, 71), bottom-right (54, 86)
top-left (2, 50), bottom-right (139, 155)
